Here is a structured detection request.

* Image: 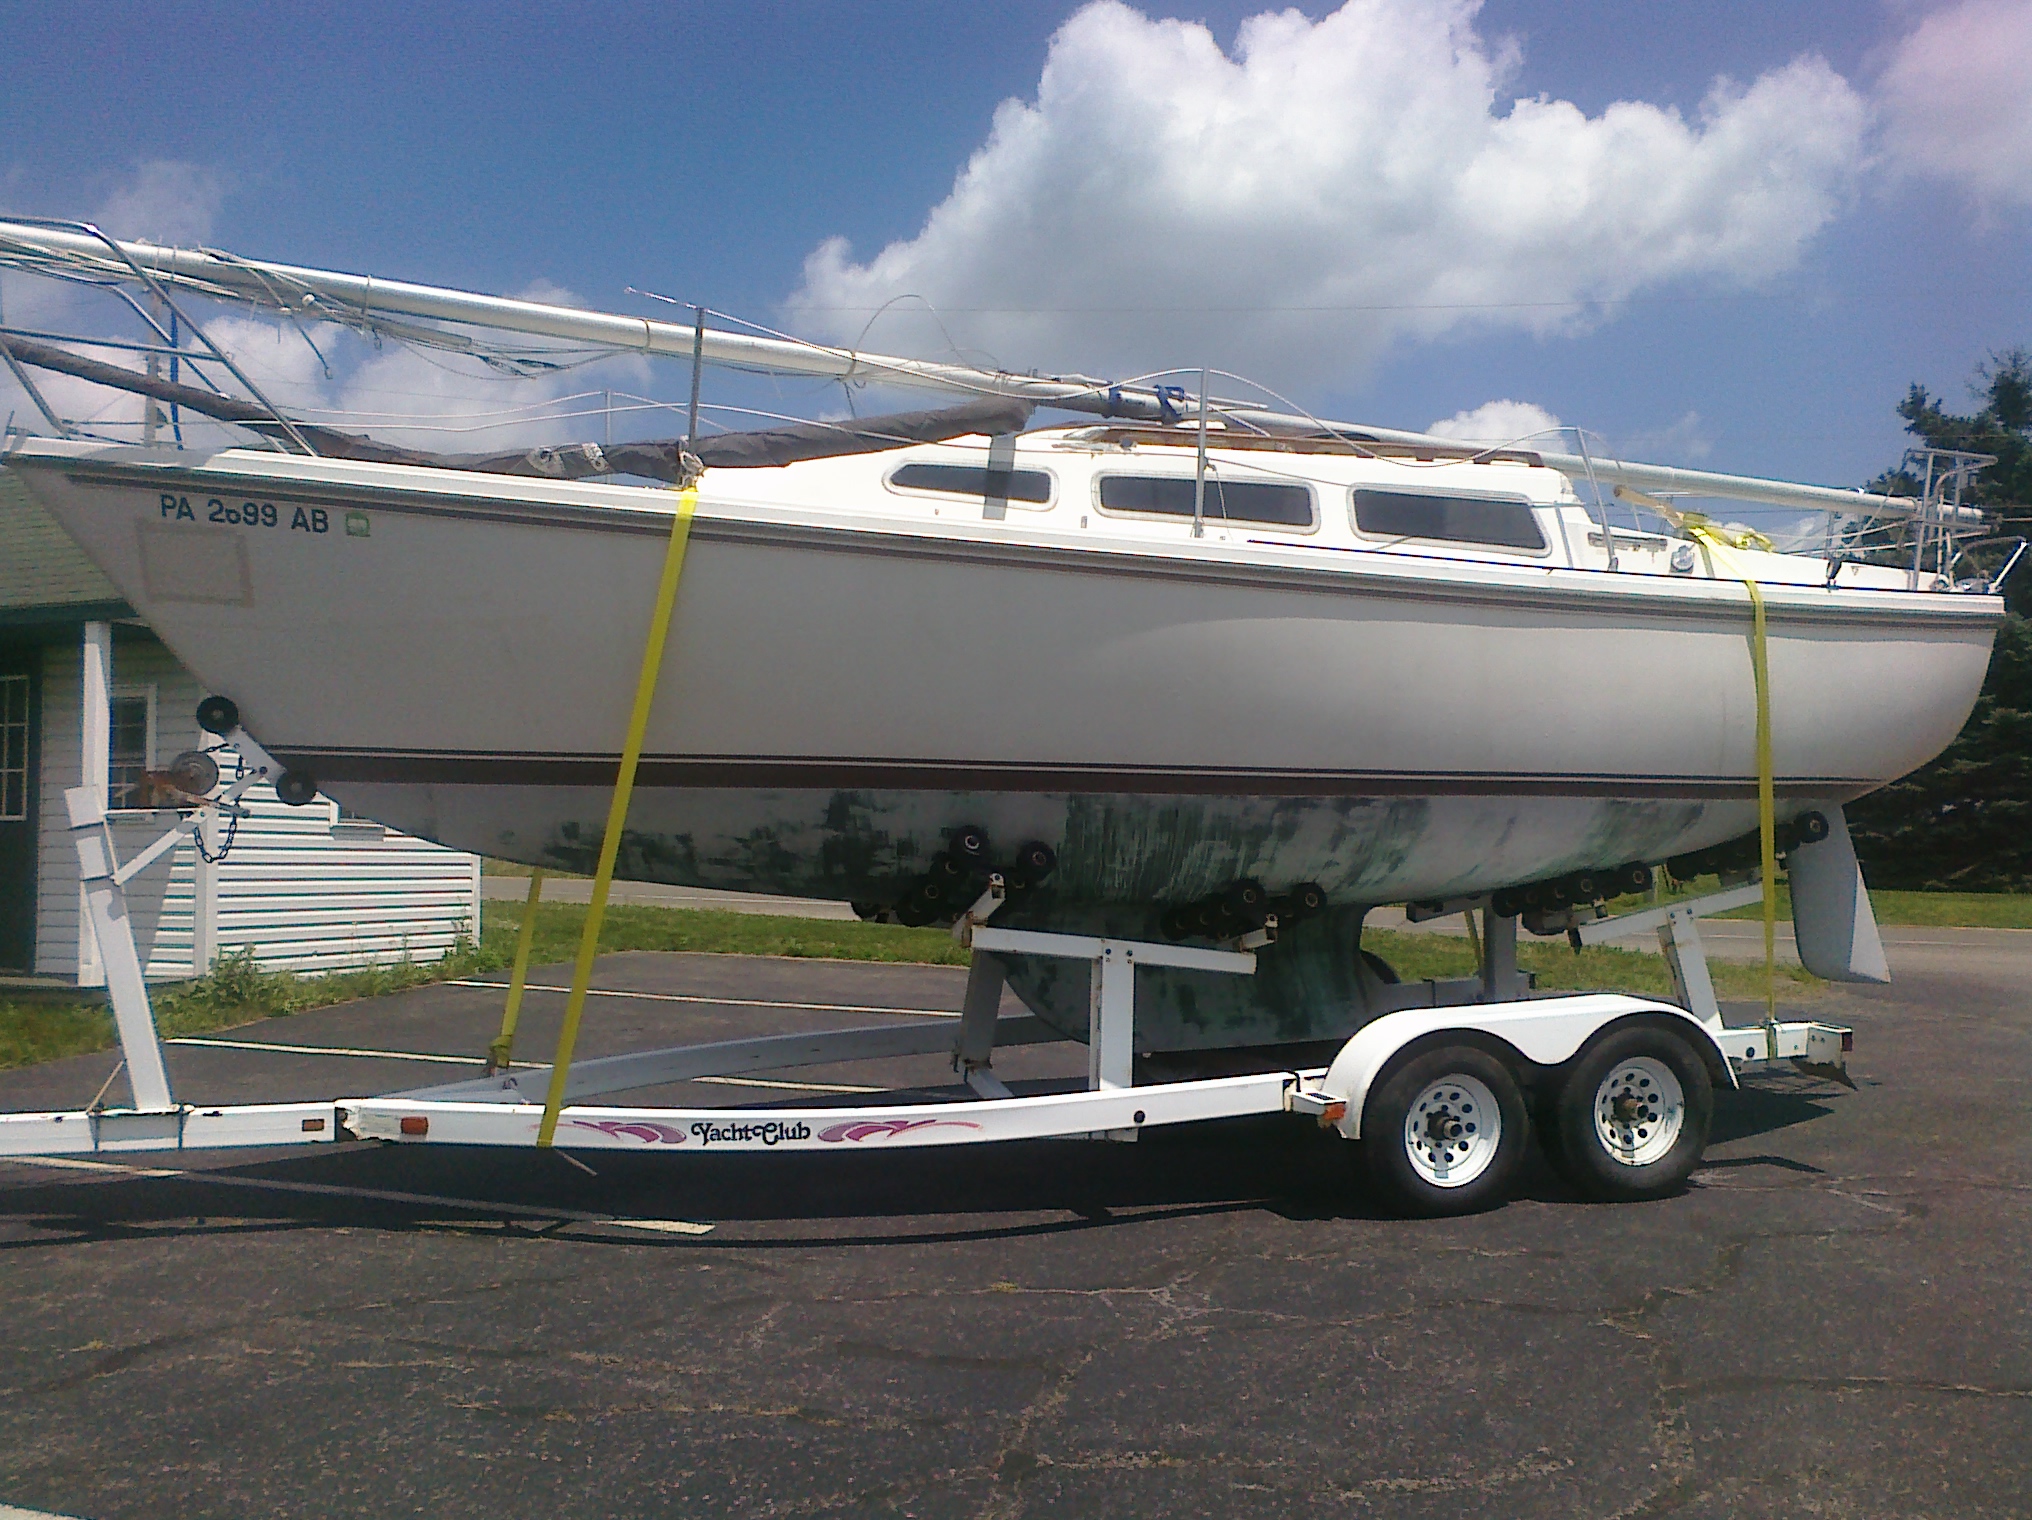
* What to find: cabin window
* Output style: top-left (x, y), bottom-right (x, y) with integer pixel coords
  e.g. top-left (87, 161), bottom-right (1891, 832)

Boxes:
top-left (1350, 489), bottom-right (1546, 551)
top-left (108, 692), bottom-right (154, 809)
top-left (1096, 474), bottom-right (1316, 528)
top-left (888, 462), bottom-right (1053, 504)
top-left (0, 675), bottom-right (27, 821)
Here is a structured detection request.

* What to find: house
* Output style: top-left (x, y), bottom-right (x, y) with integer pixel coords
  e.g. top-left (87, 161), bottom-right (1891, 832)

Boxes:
top-left (0, 466), bottom-right (481, 985)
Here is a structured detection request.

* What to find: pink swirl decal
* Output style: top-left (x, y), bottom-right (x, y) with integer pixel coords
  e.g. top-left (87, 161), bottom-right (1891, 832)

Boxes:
top-left (569, 1118), bottom-right (688, 1145)
top-left (818, 1117), bottom-right (982, 1143)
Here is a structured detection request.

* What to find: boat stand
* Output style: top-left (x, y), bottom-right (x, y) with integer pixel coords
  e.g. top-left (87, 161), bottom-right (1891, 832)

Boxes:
top-left (1572, 884), bottom-right (1853, 1073)
top-left (0, 780), bottom-right (1853, 1163)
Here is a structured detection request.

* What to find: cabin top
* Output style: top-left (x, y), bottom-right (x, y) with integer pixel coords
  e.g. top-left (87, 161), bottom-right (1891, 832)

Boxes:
top-left (694, 425), bottom-right (1918, 592)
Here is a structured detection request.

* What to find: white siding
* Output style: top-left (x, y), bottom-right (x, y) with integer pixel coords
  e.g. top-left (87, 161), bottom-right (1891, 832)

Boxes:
top-left (212, 782), bottom-right (483, 974)
top-left (37, 637), bottom-right (203, 980)
top-left (32, 640), bottom-right (79, 978)
top-left (35, 634), bottom-right (480, 982)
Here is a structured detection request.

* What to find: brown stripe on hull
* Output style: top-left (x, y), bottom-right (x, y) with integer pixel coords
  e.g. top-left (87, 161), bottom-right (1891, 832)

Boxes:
top-left (276, 749), bottom-right (1875, 802)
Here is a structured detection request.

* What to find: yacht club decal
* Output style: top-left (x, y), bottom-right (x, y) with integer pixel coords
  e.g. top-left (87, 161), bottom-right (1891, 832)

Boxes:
top-left (687, 1119), bottom-right (814, 1146)
top-left (817, 1118), bottom-right (983, 1143)
top-left (569, 1118), bottom-right (690, 1144)
top-left (566, 1116), bottom-right (982, 1146)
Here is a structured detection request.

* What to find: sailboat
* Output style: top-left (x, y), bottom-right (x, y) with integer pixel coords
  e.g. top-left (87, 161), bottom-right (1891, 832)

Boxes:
top-left (0, 221), bottom-right (2004, 1053)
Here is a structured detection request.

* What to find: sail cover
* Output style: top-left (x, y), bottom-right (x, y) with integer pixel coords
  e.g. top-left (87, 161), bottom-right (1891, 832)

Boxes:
top-left (0, 333), bottom-right (1034, 479)
top-left (455, 397), bottom-right (1036, 480)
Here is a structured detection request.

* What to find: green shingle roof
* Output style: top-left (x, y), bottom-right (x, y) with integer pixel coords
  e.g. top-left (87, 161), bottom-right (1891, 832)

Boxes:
top-left (0, 465), bottom-right (124, 612)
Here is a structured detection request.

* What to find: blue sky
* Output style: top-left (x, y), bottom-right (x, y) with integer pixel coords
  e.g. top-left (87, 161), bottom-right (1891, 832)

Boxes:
top-left (3, 0), bottom-right (2028, 489)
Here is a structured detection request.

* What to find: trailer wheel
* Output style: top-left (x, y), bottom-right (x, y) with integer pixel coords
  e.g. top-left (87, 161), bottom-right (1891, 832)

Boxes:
top-left (1550, 1025), bottom-right (1712, 1202)
top-left (1361, 1045), bottom-right (1527, 1217)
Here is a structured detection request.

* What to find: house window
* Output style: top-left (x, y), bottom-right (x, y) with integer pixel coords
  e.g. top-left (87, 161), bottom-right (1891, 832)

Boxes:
top-left (0, 675), bottom-right (26, 822)
top-left (108, 692), bottom-right (153, 809)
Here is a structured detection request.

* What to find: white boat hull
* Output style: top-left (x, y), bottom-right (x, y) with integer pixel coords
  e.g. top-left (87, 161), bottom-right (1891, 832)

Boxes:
top-left (10, 442), bottom-right (1999, 1049)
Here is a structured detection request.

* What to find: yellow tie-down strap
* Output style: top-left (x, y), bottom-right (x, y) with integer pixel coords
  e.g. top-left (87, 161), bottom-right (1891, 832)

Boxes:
top-left (538, 486), bottom-right (699, 1146)
top-left (1621, 489), bottom-right (1782, 1041)
top-left (1681, 515), bottom-right (1781, 1042)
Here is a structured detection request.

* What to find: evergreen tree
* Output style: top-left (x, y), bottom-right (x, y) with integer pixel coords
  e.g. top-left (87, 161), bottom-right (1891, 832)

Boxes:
top-left (1848, 351), bottom-right (2032, 890)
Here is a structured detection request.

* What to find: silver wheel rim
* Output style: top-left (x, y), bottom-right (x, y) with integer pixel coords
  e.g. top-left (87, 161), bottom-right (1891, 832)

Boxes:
top-left (1592, 1056), bottom-right (1685, 1167)
top-left (1402, 1073), bottom-right (1502, 1188)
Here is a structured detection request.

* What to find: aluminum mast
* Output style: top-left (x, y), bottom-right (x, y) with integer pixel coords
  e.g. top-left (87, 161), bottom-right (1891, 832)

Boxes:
top-left (0, 220), bottom-right (1946, 521)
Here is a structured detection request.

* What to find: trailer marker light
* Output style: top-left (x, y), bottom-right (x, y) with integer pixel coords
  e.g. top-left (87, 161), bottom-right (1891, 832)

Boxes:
top-left (302, 1117), bottom-right (326, 1132)
top-left (1841, 1030), bottom-right (1854, 1053)
top-left (1317, 1100), bottom-right (1348, 1127)
top-left (400, 1116), bottom-right (429, 1136)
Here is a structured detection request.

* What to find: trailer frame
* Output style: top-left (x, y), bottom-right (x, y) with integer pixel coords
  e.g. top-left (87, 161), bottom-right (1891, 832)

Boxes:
top-left (0, 775), bottom-right (1852, 1212)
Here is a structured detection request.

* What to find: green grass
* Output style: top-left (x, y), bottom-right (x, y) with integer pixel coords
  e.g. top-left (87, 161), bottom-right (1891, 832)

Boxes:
top-left (1361, 928), bottom-right (1817, 1003)
top-left (486, 899), bottom-right (971, 968)
top-left (480, 858), bottom-right (586, 879)
top-left (1609, 875), bottom-right (2032, 930)
top-left (0, 941), bottom-right (508, 1074)
top-left (0, 902), bottom-right (969, 1073)
top-left (0, 897), bottom-right (1819, 1075)
top-left (1726, 887), bottom-right (2032, 929)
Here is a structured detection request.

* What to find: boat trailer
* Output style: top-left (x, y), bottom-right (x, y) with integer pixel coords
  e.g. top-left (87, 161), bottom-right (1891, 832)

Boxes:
top-left (0, 734), bottom-right (1855, 1216)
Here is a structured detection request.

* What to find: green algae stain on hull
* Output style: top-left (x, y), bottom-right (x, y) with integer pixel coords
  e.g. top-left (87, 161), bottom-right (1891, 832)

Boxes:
top-left (338, 780), bottom-right (1790, 1051)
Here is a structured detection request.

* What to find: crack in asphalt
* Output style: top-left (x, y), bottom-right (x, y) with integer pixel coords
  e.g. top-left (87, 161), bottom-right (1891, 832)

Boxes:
top-left (1675, 1373), bottom-right (2032, 1401)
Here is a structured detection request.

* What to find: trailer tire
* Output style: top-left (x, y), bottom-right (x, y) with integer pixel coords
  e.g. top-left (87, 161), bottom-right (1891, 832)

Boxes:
top-left (1360, 1045), bottom-right (1528, 1217)
top-left (1550, 1024), bottom-right (1712, 1202)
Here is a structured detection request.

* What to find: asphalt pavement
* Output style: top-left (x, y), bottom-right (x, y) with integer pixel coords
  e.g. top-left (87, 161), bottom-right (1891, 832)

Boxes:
top-left (0, 936), bottom-right (2027, 1519)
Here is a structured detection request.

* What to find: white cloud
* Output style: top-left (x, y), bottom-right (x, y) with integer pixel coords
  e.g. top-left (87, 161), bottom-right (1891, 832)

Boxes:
top-left (2, 161), bottom-right (230, 434)
top-left (1426, 398), bottom-right (1562, 446)
top-left (0, 265), bottom-right (73, 330)
top-left (2, 168), bottom-right (652, 450)
top-left (94, 161), bottom-right (228, 245)
top-left (1876, 0), bottom-right (2032, 210)
top-left (318, 278), bottom-right (654, 451)
top-left (196, 302), bottom-right (653, 453)
top-left (1618, 409), bottom-right (1712, 466)
top-left (786, 0), bottom-right (1869, 390)
top-left (202, 315), bottom-right (338, 396)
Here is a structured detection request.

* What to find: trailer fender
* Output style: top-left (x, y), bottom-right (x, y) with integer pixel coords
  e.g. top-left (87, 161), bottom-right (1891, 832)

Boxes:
top-left (1318, 994), bottom-right (1736, 1140)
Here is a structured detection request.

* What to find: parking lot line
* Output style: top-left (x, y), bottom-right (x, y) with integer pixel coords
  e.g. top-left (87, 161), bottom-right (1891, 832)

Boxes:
top-left (448, 979), bottom-right (962, 1018)
top-left (165, 1036), bottom-right (542, 1067)
top-left (162, 1036), bottom-right (885, 1094)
